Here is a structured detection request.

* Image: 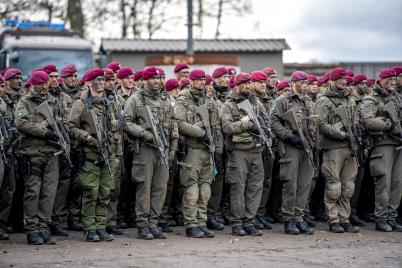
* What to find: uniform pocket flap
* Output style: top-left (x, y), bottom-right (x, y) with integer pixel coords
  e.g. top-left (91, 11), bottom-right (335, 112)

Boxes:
top-left (370, 153), bottom-right (383, 160)
top-left (132, 160), bottom-right (145, 166)
top-left (278, 158), bottom-right (292, 164)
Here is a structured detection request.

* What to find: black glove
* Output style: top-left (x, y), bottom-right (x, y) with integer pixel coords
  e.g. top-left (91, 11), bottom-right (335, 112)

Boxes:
top-left (286, 134), bottom-right (302, 146)
top-left (249, 123), bottom-right (260, 135)
top-left (198, 133), bottom-right (211, 145)
top-left (45, 129), bottom-right (58, 141)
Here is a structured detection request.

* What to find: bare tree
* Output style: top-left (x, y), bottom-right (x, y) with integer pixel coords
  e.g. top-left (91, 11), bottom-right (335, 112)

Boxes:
top-left (67, 0), bottom-right (84, 35)
top-left (0, 0), bottom-right (34, 21)
top-left (213, 0), bottom-right (251, 38)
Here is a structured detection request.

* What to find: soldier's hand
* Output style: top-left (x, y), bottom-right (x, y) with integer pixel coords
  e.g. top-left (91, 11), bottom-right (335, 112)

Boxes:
top-left (384, 118), bottom-right (394, 131)
top-left (249, 123), bottom-right (260, 135)
top-left (87, 136), bottom-right (99, 149)
top-left (44, 129), bottom-right (58, 141)
top-left (286, 134), bottom-right (302, 146)
top-left (240, 115), bottom-right (251, 124)
top-left (198, 133), bottom-right (211, 145)
top-left (143, 131), bottom-right (155, 144)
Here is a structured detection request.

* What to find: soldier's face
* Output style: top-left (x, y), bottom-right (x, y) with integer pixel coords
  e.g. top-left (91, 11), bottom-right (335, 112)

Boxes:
top-left (104, 78), bottom-right (115, 91)
top-left (380, 77), bottom-right (396, 92)
top-left (216, 74), bottom-right (230, 88)
top-left (7, 75), bottom-right (22, 90)
top-left (134, 80), bottom-right (142, 89)
top-left (91, 76), bottom-right (105, 93)
top-left (145, 76), bottom-right (161, 91)
top-left (33, 82), bottom-right (49, 96)
top-left (64, 73), bottom-right (77, 88)
top-left (121, 75), bottom-right (134, 90)
top-left (356, 81), bottom-right (367, 94)
top-left (48, 72), bottom-right (59, 89)
top-left (176, 69), bottom-right (189, 79)
top-left (334, 77), bottom-right (347, 91)
top-left (168, 88), bottom-right (179, 99)
top-left (160, 75), bottom-right (166, 88)
top-left (238, 81), bottom-right (252, 96)
top-left (266, 74), bottom-right (277, 89)
top-left (252, 81), bottom-right (266, 94)
top-left (191, 78), bottom-right (206, 92)
top-left (307, 82), bottom-right (318, 93)
top-left (396, 74), bottom-right (402, 86)
top-left (292, 80), bottom-right (308, 95)
top-left (206, 85), bottom-right (214, 96)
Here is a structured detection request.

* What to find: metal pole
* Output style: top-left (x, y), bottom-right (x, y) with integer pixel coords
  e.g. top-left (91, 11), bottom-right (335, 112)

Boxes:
top-left (187, 0), bottom-right (194, 55)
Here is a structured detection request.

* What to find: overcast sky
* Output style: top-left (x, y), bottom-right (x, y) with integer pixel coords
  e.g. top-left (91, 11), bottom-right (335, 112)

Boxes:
top-left (89, 0), bottom-right (402, 63)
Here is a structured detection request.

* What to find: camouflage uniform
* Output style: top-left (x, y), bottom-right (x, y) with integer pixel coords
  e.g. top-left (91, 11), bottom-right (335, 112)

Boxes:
top-left (123, 86), bottom-right (176, 229)
top-left (220, 91), bottom-right (265, 228)
top-left (15, 92), bottom-right (60, 234)
top-left (175, 87), bottom-right (223, 228)
top-left (315, 85), bottom-right (358, 225)
top-left (360, 85), bottom-right (402, 224)
top-left (68, 89), bottom-right (118, 231)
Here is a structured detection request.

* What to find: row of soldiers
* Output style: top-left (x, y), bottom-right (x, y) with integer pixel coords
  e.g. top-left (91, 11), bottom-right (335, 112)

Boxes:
top-left (0, 62), bottom-right (401, 244)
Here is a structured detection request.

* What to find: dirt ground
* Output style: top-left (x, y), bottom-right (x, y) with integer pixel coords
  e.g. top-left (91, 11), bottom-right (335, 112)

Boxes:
top-left (0, 222), bottom-right (401, 268)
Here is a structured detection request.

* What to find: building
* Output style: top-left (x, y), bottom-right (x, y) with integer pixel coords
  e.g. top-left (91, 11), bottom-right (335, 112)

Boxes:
top-left (100, 38), bottom-right (290, 78)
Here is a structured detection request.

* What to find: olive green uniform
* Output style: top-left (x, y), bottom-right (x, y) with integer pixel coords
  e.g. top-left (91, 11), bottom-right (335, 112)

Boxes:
top-left (315, 85), bottom-right (358, 224)
top-left (220, 91), bottom-right (265, 227)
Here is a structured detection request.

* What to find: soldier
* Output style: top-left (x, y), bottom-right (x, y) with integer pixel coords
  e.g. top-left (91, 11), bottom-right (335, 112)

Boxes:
top-left (349, 74), bottom-right (370, 227)
top-left (174, 69), bottom-right (223, 238)
top-left (133, 70), bottom-right (143, 91)
top-left (276, 81), bottom-right (291, 96)
top-left (250, 71), bottom-right (274, 230)
top-left (262, 67), bottom-right (278, 95)
top-left (315, 67), bottom-right (360, 233)
top-left (270, 71), bottom-right (316, 235)
top-left (360, 69), bottom-right (402, 232)
top-left (394, 66), bottom-right (402, 94)
top-left (0, 68), bottom-right (23, 235)
top-left (124, 66), bottom-right (177, 240)
top-left (174, 64), bottom-right (190, 80)
top-left (15, 71), bottom-right (61, 245)
top-left (0, 75), bottom-right (9, 240)
top-left (165, 79), bottom-right (180, 101)
top-left (179, 78), bottom-right (190, 91)
top-left (41, 64), bottom-right (74, 237)
top-left (68, 68), bottom-right (118, 242)
top-left (60, 64), bottom-right (85, 231)
top-left (220, 72), bottom-right (265, 236)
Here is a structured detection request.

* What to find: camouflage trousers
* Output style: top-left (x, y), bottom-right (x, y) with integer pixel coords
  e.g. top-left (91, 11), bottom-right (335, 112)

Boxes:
top-left (322, 147), bottom-right (357, 224)
top-left (107, 155), bottom-right (122, 227)
top-left (257, 150), bottom-right (274, 216)
top-left (369, 145), bottom-right (402, 222)
top-left (79, 151), bottom-right (117, 231)
top-left (180, 148), bottom-right (213, 228)
top-left (0, 155), bottom-right (16, 224)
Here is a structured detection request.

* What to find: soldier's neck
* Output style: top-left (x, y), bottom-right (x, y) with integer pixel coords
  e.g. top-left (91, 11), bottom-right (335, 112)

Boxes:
top-left (89, 88), bottom-right (103, 97)
top-left (121, 86), bottom-right (132, 96)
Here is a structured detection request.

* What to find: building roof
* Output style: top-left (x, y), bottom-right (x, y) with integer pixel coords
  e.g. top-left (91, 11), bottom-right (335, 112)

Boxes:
top-left (100, 38), bottom-right (290, 53)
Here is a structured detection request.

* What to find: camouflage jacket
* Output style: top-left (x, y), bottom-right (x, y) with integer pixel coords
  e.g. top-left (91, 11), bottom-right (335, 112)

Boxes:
top-left (3, 86), bottom-right (23, 152)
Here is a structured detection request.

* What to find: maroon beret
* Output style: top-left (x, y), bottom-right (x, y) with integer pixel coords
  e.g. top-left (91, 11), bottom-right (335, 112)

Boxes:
top-left (134, 70), bottom-right (143, 81)
top-left (174, 63), bottom-right (189, 73)
top-left (30, 71), bottom-right (49, 85)
top-left (42, 64), bottom-right (57, 74)
top-left (227, 67), bottom-right (237, 75)
top-left (24, 79), bottom-right (32, 88)
top-left (330, 67), bottom-right (347, 81)
top-left (393, 66), bottom-right (402, 76)
top-left (234, 72), bottom-right (251, 85)
top-left (142, 66), bottom-right (160, 80)
top-left (57, 78), bottom-right (63, 85)
top-left (4, 68), bottom-right (22, 81)
top-left (205, 74), bottom-right (213, 86)
top-left (290, 71), bottom-right (308, 82)
top-left (212, 67), bottom-right (228, 79)
top-left (117, 66), bottom-right (133, 79)
top-left (379, 68), bottom-right (396, 79)
top-left (179, 78), bottom-right (190, 89)
top-left (229, 76), bottom-right (235, 89)
top-left (345, 70), bottom-right (354, 77)
top-left (106, 62), bottom-right (121, 73)
top-left (251, 71), bottom-right (267, 82)
top-left (262, 67), bottom-right (277, 77)
top-left (78, 79), bottom-right (85, 87)
top-left (322, 72), bottom-right (330, 83)
top-left (83, 68), bottom-right (104, 82)
top-left (367, 78), bottom-right (375, 86)
top-left (307, 75), bottom-right (318, 84)
top-left (189, 69), bottom-right (206, 80)
top-left (346, 76), bottom-right (353, 86)
top-left (61, 64), bottom-right (77, 78)
top-left (103, 68), bottom-right (115, 79)
top-left (0, 69), bottom-right (6, 77)
top-left (165, 78), bottom-right (179, 92)
top-left (352, 74), bottom-right (367, 85)
top-left (157, 67), bottom-right (165, 76)
top-left (277, 81), bottom-right (291, 91)
top-left (0, 76), bottom-right (4, 85)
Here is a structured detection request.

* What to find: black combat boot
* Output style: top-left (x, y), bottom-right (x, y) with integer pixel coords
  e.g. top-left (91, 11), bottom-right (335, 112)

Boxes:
top-left (149, 227), bottom-right (167, 239)
top-left (231, 226), bottom-right (246, 236)
top-left (340, 223), bottom-right (360, 233)
top-left (69, 219), bottom-right (84, 231)
top-left (207, 217), bottom-right (225, 230)
top-left (186, 227), bottom-right (205, 238)
top-left (256, 215), bottom-right (273, 229)
top-left (387, 220), bottom-right (402, 232)
top-left (85, 229), bottom-right (100, 242)
top-left (50, 224), bottom-right (69, 236)
top-left (117, 219), bottom-right (128, 229)
top-left (296, 222), bottom-right (314, 235)
top-left (264, 215), bottom-right (274, 224)
top-left (303, 215), bottom-right (316, 227)
top-left (350, 214), bottom-right (366, 226)
top-left (215, 214), bottom-right (225, 225)
top-left (137, 227), bottom-right (153, 240)
top-left (97, 229), bottom-right (114, 241)
top-left (284, 219), bottom-right (300, 235)
top-left (223, 215), bottom-right (233, 225)
top-left (375, 221), bottom-right (392, 232)
top-left (166, 218), bottom-right (177, 227)
top-left (199, 226), bottom-right (215, 238)
top-left (329, 223), bottom-right (344, 233)
top-left (106, 226), bottom-right (123, 235)
top-left (157, 223), bottom-right (173, 233)
top-left (39, 230), bottom-right (57, 244)
top-left (0, 222), bottom-right (14, 234)
top-left (244, 225), bottom-right (263, 236)
top-left (175, 217), bottom-right (184, 227)
top-left (27, 231), bottom-right (44, 245)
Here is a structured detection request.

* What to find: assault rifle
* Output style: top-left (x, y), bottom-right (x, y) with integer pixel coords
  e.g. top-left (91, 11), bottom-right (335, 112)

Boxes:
top-left (384, 102), bottom-right (402, 143)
